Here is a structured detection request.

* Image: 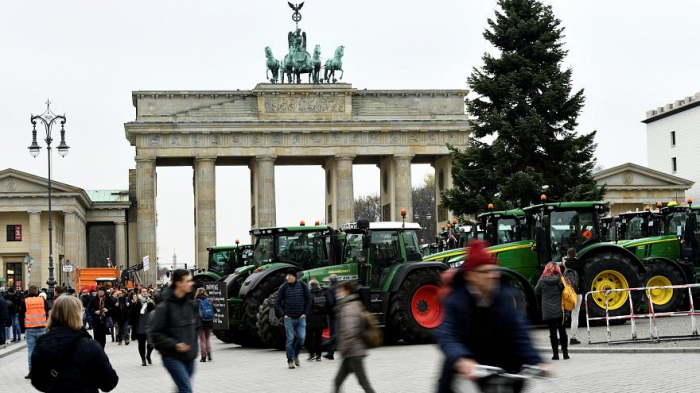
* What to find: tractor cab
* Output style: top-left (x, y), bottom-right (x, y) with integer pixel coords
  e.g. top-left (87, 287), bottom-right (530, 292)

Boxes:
top-left (250, 224), bottom-right (340, 270)
top-left (524, 201), bottom-right (607, 263)
top-left (477, 209), bottom-right (527, 246)
top-left (618, 210), bottom-right (662, 241)
top-left (600, 216), bottom-right (618, 242)
top-left (662, 201), bottom-right (700, 268)
top-left (206, 244), bottom-right (253, 277)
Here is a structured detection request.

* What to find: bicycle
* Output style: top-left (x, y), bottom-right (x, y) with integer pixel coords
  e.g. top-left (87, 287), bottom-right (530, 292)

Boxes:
top-left (452, 364), bottom-right (547, 393)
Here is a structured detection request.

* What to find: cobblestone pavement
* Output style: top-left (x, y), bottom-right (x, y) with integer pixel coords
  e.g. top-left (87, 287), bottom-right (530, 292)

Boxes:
top-left (1, 334), bottom-right (699, 392)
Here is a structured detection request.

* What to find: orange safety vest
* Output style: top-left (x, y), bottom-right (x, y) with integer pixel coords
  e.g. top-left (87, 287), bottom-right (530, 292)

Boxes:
top-left (25, 296), bottom-right (47, 328)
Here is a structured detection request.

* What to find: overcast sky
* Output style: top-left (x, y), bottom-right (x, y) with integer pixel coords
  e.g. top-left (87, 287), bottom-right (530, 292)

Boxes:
top-left (1, 0), bottom-right (699, 266)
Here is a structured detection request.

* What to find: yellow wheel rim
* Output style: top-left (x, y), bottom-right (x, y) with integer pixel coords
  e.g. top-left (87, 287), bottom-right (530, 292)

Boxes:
top-left (591, 270), bottom-right (630, 310)
top-left (647, 275), bottom-right (673, 306)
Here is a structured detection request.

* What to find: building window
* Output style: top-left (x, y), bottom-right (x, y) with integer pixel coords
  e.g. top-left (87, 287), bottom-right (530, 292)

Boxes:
top-left (672, 157), bottom-right (677, 173)
top-left (6, 225), bottom-right (22, 241)
top-left (671, 131), bottom-right (676, 146)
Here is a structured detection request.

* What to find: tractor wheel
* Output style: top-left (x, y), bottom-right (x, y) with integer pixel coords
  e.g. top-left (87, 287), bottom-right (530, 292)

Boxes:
top-left (502, 274), bottom-right (537, 323)
top-left (388, 269), bottom-right (444, 344)
top-left (256, 290), bottom-right (286, 350)
top-left (244, 272), bottom-right (286, 339)
top-left (582, 252), bottom-right (642, 323)
top-left (644, 262), bottom-right (685, 313)
top-left (212, 327), bottom-right (262, 347)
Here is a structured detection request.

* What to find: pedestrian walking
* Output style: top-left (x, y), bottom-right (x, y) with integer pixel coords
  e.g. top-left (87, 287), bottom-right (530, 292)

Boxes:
top-left (87, 287), bottom-right (114, 349)
top-left (113, 290), bottom-right (131, 346)
top-left (324, 274), bottom-right (339, 360)
top-left (437, 240), bottom-right (545, 393)
top-left (306, 279), bottom-right (328, 361)
top-left (20, 285), bottom-right (49, 379)
top-left (562, 248), bottom-right (584, 345)
top-left (0, 288), bottom-right (9, 348)
top-left (8, 288), bottom-right (22, 342)
top-left (275, 269), bottom-right (311, 369)
top-left (333, 280), bottom-right (375, 393)
top-left (130, 288), bottom-right (155, 366)
top-left (147, 269), bottom-right (199, 393)
top-left (30, 294), bottom-right (119, 392)
top-left (195, 287), bottom-right (216, 362)
top-left (80, 289), bottom-right (92, 330)
top-left (535, 261), bottom-right (569, 360)
top-left (53, 285), bottom-right (65, 299)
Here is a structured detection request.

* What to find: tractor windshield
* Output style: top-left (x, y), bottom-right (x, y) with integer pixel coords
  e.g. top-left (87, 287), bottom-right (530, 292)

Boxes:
top-left (208, 248), bottom-right (235, 275)
top-left (623, 216), bottom-right (646, 240)
top-left (252, 231), bottom-right (327, 269)
top-left (665, 212), bottom-right (685, 236)
top-left (549, 210), bottom-right (598, 261)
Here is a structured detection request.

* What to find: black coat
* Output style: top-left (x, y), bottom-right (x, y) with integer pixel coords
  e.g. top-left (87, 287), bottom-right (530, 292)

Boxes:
top-left (147, 289), bottom-right (200, 361)
top-left (0, 294), bottom-right (9, 324)
top-left (88, 295), bottom-right (114, 328)
top-left (275, 280), bottom-right (311, 319)
top-left (130, 298), bottom-right (155, 336)
top-left (306, 287), bottom-right (328, 330)
top-left (563, 257), bottom-right (584, 294)
top-left (325, 283), bottom-right (337, 319)
top-left (112, 295), bottom-right (131, 323)
top-left (535, 275), bottom-right (565, 322)
top-left (31, 326), bottom-right (118, 393)
top-left (437, 276), bottom-right (542, 393)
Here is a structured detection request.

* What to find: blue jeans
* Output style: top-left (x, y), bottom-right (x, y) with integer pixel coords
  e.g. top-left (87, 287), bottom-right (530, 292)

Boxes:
top-left (162, 356), bottom-right (195, 393)
top-left (11, 314), bottom-right (21, 340)
top-left (26, 327), bottom-right (46, 371)
top-left (327, 316), bottom-right (336, 356)
top-left (284, 317), bottom-right (306, 362)
top-left (83, 311), bottom-right (92, 329)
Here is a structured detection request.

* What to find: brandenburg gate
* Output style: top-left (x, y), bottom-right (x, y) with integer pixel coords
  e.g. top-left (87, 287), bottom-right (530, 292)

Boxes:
top-left (125, 83), bottom-right (469, 283)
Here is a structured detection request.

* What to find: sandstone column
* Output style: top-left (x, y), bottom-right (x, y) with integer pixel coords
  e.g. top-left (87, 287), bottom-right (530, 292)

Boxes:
top-left (253, 155), bottom-right (277, 228)
top-left (335, 155), bottom-right (355, 226)
top-left (136, 158), bottom-right (157, 285)
top-left (115, 220), bottom-right (127, 269)
top-left (28, 211), bottom-right (43, 289)
top-left (64, 211), bottom-right (78, 268)
top-left (394, 154), bottom-right (414, 221)
top-left (433, 155), bottom-right (454, 233)
top-left (194, 157), bottom-right (217, 270)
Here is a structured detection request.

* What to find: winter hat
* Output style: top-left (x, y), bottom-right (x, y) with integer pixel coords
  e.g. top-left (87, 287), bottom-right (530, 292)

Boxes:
top-left (309, 279), bottom-right (320, 287)
top-left (462, 239), bottom-right (497, 272)
top-left (39, 292), bottom-right (47, 299)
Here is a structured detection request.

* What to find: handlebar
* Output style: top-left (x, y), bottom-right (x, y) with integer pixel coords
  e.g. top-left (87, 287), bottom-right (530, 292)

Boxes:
top-left (469, 364), bottom-right (547, 380)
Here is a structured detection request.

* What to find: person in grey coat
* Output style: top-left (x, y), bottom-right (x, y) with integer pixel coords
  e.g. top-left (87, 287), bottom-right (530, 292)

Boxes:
top-left (333, 281), bottom-right (375, 393)
top-left (535, 262), bottom-right (568, 360)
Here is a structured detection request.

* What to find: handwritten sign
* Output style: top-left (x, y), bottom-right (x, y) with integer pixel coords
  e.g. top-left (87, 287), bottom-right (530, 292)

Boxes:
top-left (204, 282), bottom-right (229, 330)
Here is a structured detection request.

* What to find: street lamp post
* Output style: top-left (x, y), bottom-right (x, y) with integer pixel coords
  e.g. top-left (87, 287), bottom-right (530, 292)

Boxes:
top-left (28, 100), bottom-right (69, 306)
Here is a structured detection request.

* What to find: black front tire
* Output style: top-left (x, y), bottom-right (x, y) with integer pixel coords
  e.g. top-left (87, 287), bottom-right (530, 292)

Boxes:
top-left (388, 269), bottom-right (443, 344)
top-left (644, 262), bottom-right (685, 313)
top-left (256, 290), bottom-right (286, 350)
top-left (244, 272), bottom-right (285, 339)
top-left (582, 252), bottom-right (642, 322)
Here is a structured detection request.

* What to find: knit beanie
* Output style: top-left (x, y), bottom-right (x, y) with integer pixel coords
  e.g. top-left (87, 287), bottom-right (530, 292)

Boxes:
top-left (462, 239), bottom-right (496, 272)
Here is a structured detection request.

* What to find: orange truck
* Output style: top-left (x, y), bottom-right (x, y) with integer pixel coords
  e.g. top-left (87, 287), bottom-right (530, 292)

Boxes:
top-left (76, 267), bottom-right (122, 291)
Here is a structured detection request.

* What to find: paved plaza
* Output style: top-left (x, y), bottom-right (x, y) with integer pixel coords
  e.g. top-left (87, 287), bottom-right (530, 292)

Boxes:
top-left (1, 329), bottom-right (699, 392)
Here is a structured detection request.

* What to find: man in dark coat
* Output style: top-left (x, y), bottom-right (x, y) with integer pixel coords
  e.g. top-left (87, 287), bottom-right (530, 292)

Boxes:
top-left (147, 269), bottom-right (199, 393)
top-left (437, 240), bottom-right (545, 393)
top-left (323, 274), bottom-right (339, 360)
top-left (0, 290), bottom-right (9, 347)
top-left (562, 248), bottom-right (584, 344)
top-left (87, 287), bottom-right (113, 349)
top-left (80, 290), bottom-right (92, 330)
top-left (275, 269), bottom-right (311, 369)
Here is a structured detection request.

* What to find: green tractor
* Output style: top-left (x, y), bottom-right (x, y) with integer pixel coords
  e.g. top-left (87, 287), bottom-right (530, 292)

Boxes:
top-left (423, 209), bottom-right (523, 264)
top-left (256, 220), bottom-right (448, 348)
top-left (213, 224), bottom-right (341, 346)
top-left (193, 242), bottom-right (253, 289)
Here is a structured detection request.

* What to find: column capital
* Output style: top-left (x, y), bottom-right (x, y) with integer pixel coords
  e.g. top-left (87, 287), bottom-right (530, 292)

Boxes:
top-left (393, 153), bottom-right (415, 160)
top-left (114, 220), bottom-right (127, 226)
top-left (135, 157), bottom-right (156, 163)
top-left (28, 210), bottom-right (42, 215)
top-left (195, 156), bottom-right (217, 163)
top-left (335, 154), bottom-right (356, 161)
top-left (256, 154), bottom-right (277, 162)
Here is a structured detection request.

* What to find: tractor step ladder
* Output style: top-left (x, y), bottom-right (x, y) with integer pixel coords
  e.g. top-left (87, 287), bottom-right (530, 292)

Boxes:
top-left (584, 283), bottom-right (700, 345)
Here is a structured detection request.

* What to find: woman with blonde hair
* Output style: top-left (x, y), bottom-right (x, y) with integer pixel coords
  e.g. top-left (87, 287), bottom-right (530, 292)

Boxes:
top-left (30, 295), bottom-right (119, 392)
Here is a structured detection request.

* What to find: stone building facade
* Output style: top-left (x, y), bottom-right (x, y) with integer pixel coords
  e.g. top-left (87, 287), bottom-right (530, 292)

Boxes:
top-left (0, 169), bottom-right (131, 290)
top-left (643, 92), bottom-right (700, 200)
top-left (594, 162), bottom-right (693, 215)
top-left (125, 83), bottom-right (470, 283)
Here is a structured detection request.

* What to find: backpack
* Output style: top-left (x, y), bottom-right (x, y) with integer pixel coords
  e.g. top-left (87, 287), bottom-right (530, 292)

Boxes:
top-left (358, 306), bottom-right (383, 349)
top-left (312, 292), bottom-right (327, 314)
top-left (564, 268), bottom-right (580, 294)
top-left (560, 276), bottom-right (577, 312)
top-left (199, 298), bottom-right (215, 321)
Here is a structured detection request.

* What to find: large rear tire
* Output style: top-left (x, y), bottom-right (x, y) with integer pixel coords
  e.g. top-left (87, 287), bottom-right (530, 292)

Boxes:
top-left (244, 272), bottom-right (286, 339)
top-left (256, 290), bottom-right (286, 350)
top-left (644, 262), bottom-right (685, 313)
top-left (388, 269), bottom-right (444, 344)
top-left (582, 252), bottom-right (642, 322)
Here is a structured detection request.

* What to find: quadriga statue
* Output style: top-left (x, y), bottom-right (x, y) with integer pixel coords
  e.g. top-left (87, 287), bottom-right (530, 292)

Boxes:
top-left (323, 46), bottom-right (344, 83)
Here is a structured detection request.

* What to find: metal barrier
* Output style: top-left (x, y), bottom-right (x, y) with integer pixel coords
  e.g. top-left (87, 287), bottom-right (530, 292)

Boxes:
top-left (584, 283), bottom-right (700, 345)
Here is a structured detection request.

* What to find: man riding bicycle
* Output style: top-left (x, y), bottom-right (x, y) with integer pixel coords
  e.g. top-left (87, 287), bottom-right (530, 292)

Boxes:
top-left (437, 240), bottom-right (549, 393)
